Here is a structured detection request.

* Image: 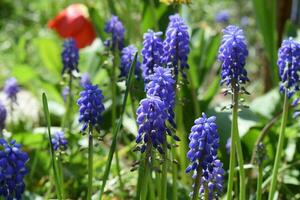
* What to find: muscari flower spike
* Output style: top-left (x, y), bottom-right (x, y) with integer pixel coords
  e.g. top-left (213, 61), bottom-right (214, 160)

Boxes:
top-left (277, 38), bottom-right (300, 98)
top-left (0, 139), bottom-right (29, 200)
top-left (120, 45), bottom-right (141, 78)
top-left (136, 96), bottom-right (169, 154)
top-left (215, 10), bottom-right (230, 24)
top-left (4, 77), bottom-right (20, 102)
top-left (146, 67), bottom-right (176, 128)
top-left (0, 102), bottom-right (7, 132)
top-left (255, 142), bottom-right (266, 166)
top-left (104, 15), bottom-right (125, 51)
top-left (218, 25), bottom-right (249, 87)
top-left (61, 38), bottom-right (79, 75)
top-left (186, 113), bottom-right (224, 199)
top-left (163, 14), bottom-right (190, 77)
top-left (52, 131), bottom-right (68, 151)
top-left (62, 86), bottom-right (70, 102)
top-left (77, 83), bottom-right (105, 132)
top-left (141, 30), bottom-right (163, 81)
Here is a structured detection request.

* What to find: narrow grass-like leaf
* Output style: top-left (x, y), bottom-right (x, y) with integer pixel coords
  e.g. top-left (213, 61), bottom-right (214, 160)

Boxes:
top-left (42, 93), bottom-right (63, 200)
top-left (99, 53), bottom-right (138, 199)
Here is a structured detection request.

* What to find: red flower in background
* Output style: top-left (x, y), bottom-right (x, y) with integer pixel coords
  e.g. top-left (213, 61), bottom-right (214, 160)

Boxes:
top-left (48, 4), bottom-right (96, 49)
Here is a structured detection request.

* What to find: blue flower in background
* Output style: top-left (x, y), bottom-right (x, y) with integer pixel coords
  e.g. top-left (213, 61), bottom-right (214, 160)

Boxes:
top-left (0, 139), bottom-right (29, 200)
top-left (62, 86), bottom-right (70, 102)
top-left (215, 10), bottom-right (230, 24)
top-left (163, 14), bottom-right (190, 77)
top-left (141, 30), bottom-right (163, 81)
top-left (120, 45), bottom-right (141, 78)
top-left (80, 73), bottom-right (91, 87)
top-left (52, 131), bottom-right (68, 151)
top-left (4, 77), bottom-right (20, 102)
top-left (104, 15), bottom-right (125, 51)
top-left (146, 67), bottom-right (176, 128)
top-left (218, 25), bottom-right (249, 87)
top-left (77, 83), bottom-right (105, 132)
top-left (0, 102), bottom-right (7, 132)
top-left (61, 38), bottom-right (79, 75)
top-left (136, 96), bottom-right (169, 154)
top-left (186, 113), bottom-right (224, 199)
top-left (277, 38), bottom-right (300, 98)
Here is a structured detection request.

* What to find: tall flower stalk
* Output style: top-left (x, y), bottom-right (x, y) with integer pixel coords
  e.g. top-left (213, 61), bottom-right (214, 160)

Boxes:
top-left (255, 142), bottom-right (266, 200)
top-left (218, 25), bottom-right (249, 200)
top-left (77, 83), bottom-right (105, 200)
top-left (186, 113), bottom-right (224, 200)
top-left (268, 38), bottom-right (300, 200)
top-left (61, 38), bottom-right (79, 133)
top-left (104, 15), bottom-right (125, 191)
top-left (163, 14), bottom-right (191, 195)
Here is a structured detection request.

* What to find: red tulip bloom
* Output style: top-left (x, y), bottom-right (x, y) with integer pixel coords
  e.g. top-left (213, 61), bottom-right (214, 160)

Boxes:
top-left (48, 4), bottom-right (96, 49)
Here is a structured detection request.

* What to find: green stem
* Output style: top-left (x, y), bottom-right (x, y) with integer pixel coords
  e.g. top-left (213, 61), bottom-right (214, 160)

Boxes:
top-left (171, 146), bottom-right (178, 200)
top-left (58, 154), bottom-right (65, 199)
top-left (141, 145), bottom-right (152, 200)
top-left (235, 128), bottom-right (246, 200)
top-left (226, 102), bottom-right (237, 199)
top-left (87, 125), bottom-right (93, 200)
top-left (256, 166), bottom-right (263, 200)
top-left (204, 185), bottom-right (209, 200)
top-left (161, 140), bottom-right (167, 200)
top-left (268, 94), bottom-right (289, 200)
top-left (192, 165), bottom-right (202, 200)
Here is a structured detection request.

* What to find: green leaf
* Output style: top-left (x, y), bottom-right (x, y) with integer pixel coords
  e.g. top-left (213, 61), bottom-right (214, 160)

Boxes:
top-left (12, 65), bottom-right (39, 84)
top-left (250, 88), bottom-right (280, 119)
top-left (34, 37), bottom-right (62, 79)
top-left (42, 93), bottom-right (63, 200)
top-left (88, 7), bottom-right (106, 40)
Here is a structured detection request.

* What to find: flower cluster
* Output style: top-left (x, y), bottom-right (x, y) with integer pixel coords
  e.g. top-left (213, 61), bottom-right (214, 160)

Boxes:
top-left (120, 45), bottom-right (141, 78)
top-left (136, 96), bottom-right (169, 154)
top-left (61, 38), bottom-right (79, 75)
top-left (200, 159), bottom-right (225, 199)
top-left (52, 131), bottom-right (68, 151)
top-left (0, 139), bottom-right (29, 200)
top-left (163, 14), bottom-right (190, 77)
top-left (0, 102), bottom-right (7, 132)
top-left (218, 25), bottom-right (249, 87)
top-left (215, 10), bottom-right (230, 24)
top-left (77, 83), bottom-right (105, 132)
top-left (104, 16), bottom-right (125, 51)
top-left (141, 30), bottom-right (163, 81)
top-left (277, 38), bottom-right (300, 98)
top-left (4, 77), bottom-right (20, 102)
top-left (146, 67), bottom-right (176, 128)
top-left (186, 113), bottom-right (224, 199)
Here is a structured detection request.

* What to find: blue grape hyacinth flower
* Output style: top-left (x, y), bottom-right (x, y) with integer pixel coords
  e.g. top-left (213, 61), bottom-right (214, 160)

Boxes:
top-left (0, 102), bottom-right (7, 132)
top-left (52, 131), bottom-right (68, 151)
top-left (218, 25), bottom-right (249, 87)
top-left (0, 139), bottom-right (29, 200)
top-left (200, 158), bottom-right (225, 200)
top-left (146, 67), bottom-right (176, 128)
top-left (136, 96), bottom-right (169, 154)
top-left (141, 30), bottom-right (164, 81)
top-left (277, 38), bottom-right (300, 98)
top-left (215, 10), bottom-right (230, 24)
top-left (163, 14), bottom-right (190, 77)
top-left (104, 15), bottom-right (125, 51)
top-left (186, 113), bottom-right (224, 199)
top-left (61, 38), bottom-right (79, 75)
top-left (77, 83), bottom-right (105, 132)
top-left (120, 45), bottom-right (141, 78)
top-left (4, 77), bottom-right (20, 102)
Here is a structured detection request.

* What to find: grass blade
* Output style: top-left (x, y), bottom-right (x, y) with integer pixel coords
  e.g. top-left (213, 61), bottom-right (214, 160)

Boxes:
top-left (42, 93), bottom-right (63, 200)
top-left (99, 53), bottom-right (138, 199)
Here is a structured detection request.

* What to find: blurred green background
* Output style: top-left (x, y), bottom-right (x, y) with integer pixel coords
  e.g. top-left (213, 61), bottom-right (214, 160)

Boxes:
top-left (0, 0), bottom-right (300, 199)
